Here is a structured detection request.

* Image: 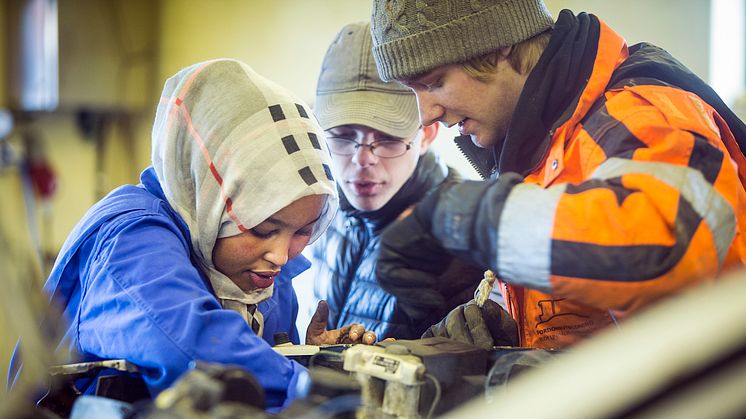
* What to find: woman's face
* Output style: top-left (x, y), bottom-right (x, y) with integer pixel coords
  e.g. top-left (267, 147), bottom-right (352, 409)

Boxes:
top-left (212, 194), bottom-right (325, 293)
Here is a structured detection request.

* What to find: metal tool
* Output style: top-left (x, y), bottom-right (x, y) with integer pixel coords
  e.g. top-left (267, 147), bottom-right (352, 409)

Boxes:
top-left (474, 270), bottom-right (497, 307)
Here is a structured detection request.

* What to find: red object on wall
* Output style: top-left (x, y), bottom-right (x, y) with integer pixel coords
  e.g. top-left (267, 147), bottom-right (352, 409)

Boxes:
top-left (28, 160), bottom-right (57, 199)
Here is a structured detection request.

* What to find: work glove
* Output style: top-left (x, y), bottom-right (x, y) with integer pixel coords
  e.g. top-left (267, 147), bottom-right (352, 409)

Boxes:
top-left (376, 186), bottom-right (452, 325)
top-left (422, 299), bottom-right (518, 350)
top-left (305, 300), bottom-right (376, 345)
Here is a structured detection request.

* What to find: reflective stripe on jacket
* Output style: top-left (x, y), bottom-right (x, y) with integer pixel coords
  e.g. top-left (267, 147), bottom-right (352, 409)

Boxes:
top-left (436, 13), bottom-right (746, 348)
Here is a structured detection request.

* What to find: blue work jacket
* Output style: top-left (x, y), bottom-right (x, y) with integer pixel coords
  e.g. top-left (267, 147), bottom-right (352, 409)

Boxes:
top-left (11, 167), bottom-right (308, 410)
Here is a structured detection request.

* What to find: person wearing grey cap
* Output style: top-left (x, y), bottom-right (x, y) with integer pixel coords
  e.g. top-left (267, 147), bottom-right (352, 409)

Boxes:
top-left (370, 0), bottom-right (746, 349)
top-left (305, 21), bottom-right (505, 341)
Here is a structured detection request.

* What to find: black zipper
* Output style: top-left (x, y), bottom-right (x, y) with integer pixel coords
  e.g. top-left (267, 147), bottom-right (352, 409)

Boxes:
top-left (453, 135), bottom-right (496, 180)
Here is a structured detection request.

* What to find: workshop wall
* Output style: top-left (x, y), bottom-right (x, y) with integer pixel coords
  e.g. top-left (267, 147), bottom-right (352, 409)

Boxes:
top-left (1, 0), bottom-right (158, 267)
top-left (546, 0), bottom-right (710, 80)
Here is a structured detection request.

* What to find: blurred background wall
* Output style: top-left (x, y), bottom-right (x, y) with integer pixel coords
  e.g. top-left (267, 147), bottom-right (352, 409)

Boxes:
top-left (0, 0), bottom-right (744, 380)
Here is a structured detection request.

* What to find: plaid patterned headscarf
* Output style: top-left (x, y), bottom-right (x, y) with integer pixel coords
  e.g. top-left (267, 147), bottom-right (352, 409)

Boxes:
top-left (152, 58), bottom-right (338, 306)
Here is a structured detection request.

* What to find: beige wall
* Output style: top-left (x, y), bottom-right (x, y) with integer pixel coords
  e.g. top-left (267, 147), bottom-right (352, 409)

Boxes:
top-left (546, 0), bottom-right (710, 80)
top-left (159, 0), bottom-right (371, 105)
top-left (157, 0), bottom-right (485, 180)
top-left (159, 0), bottom-right (712, 106)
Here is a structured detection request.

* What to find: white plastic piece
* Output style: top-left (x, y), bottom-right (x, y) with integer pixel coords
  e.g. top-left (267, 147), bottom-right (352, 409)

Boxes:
top-left (272, 344), bottom-right (321, 356)
top-left (343, 344), bottom-right (425, 386)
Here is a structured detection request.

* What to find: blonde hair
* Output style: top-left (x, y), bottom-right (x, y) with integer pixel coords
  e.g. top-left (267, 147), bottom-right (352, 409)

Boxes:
top-left (463, 31), bottom-right (551, 82)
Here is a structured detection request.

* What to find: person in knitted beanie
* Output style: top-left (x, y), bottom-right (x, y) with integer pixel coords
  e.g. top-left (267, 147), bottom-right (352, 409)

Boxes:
top-left (371, 0), bottom-right (746, 349)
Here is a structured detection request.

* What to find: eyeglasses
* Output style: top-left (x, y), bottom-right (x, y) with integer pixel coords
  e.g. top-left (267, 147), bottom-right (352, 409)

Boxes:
top-left (326, 137), bottom-right (413, 158)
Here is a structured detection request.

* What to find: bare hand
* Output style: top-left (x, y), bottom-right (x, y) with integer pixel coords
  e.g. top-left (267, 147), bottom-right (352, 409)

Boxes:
top-left (306, 300), bottom-right (377, 345)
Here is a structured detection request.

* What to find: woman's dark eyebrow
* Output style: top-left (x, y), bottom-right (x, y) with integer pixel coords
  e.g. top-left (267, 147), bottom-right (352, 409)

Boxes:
top-left (303, 215), bottom-right (322, 228)
top-left (264, 214), bottom-right (322, 229)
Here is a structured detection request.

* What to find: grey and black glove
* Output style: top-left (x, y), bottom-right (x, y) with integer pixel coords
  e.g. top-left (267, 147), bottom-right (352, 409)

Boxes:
top-left (422, 299), bottom-right (518, 350)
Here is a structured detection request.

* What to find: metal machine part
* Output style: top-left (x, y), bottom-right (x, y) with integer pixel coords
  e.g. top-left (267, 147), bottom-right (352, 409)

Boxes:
top-left (283, 366), bottom-right (361, 419)
top-left (36, 359), bottom-right (149, 417)
top-left (47, 359), bottom-right (140, 377)
top-left (343, 343), bottom-right (425, 386)
top-left (151, 361), bottom-right (265, 412)
top-left (278, 338), bottom-right (558, 417)
top-left (344, 344), bottom-right (426, 418)
top-left (343, 337), bottom-right (488, 418)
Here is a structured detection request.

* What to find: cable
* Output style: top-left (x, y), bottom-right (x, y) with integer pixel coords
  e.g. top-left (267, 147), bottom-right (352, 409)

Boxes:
top-left (423, 373), bottom-right (441, 419)
top-left (608, 309), bottom-right (622, 330)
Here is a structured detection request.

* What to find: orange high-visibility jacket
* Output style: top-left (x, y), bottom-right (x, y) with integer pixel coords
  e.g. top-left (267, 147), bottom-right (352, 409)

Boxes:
top-left (438, 14), bottom-right (746, 348)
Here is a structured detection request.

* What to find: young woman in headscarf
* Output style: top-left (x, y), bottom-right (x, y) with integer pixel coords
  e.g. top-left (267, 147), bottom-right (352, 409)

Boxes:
top-left (8, 59), bottom-right (373, 410)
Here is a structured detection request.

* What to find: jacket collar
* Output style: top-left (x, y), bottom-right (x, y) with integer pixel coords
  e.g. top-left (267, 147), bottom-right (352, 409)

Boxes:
top-left (498, 10), bottom-right (605, 176)
top-left (140, 166), bottom-right (169, 202)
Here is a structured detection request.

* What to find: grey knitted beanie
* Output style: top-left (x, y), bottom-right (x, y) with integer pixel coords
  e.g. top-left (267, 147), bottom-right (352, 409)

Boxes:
top-left (370, 0), bottom-right (554, 82)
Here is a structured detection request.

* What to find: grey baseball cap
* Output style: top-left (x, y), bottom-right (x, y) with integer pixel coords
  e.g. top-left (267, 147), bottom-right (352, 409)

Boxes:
top-left (314, 21), bottom-right (420, 138)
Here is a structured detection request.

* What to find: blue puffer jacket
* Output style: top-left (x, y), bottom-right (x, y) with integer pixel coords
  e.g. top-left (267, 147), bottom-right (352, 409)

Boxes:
top-left (308, 152), bottom-right (481, 339)
top-left (9, 167), bottom-right (307, 410)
